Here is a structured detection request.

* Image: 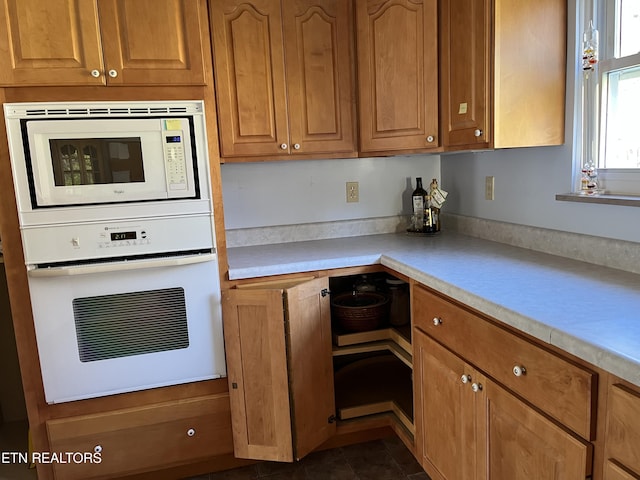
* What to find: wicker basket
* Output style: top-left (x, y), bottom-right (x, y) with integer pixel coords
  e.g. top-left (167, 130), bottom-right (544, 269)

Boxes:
top-left (331, 291), bottom-right (389, 332)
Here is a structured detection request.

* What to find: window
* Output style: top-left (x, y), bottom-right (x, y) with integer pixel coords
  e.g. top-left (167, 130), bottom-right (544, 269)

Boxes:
top-left (578, 0), bottom-right (640, 195)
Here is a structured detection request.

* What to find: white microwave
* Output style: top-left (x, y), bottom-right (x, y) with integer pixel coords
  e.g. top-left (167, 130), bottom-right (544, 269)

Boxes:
top-left (4, 101), bottom-right (212, 226)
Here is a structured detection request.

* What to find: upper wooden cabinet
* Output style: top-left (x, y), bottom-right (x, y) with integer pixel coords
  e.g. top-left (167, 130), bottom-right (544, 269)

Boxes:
top-left (355, 0), bottom-right (439, 154)
top-left (439, 0), bottom-right (566, 150)
top-left (0, 0), bottom-right (209, 86)
top-left (210, 0), bottom-right (357, 159)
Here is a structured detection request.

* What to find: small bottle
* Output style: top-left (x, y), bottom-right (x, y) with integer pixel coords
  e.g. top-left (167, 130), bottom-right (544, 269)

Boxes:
top-left (427, 178), bottom-right (441, 233)
top-left (411, 177), bottom-right (428, 232)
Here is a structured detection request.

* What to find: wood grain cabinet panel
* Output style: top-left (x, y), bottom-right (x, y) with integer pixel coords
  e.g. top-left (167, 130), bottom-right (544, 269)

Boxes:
top-left (210, 0), bottom-right (356, 159)
top-left (413, 283), bottom-right (596, 440)
top-left (414, 329), bottom-right (591, 480)
top-left (46, 394), bottom-right (233, 480)
top-left (356, 0), bottom-right (439, 153)
top-left (0, 0), bottom-right (208, 86)
top-left (439, 0), bottom-right (566, 150)
top-left (605, 384), bottom-right (640, 478)
top-left (221, 277), bottom-right (336, 462)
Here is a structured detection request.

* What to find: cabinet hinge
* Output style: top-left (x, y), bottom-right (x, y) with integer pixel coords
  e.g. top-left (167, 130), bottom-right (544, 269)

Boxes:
top-left (321, 288), bottom-right (331, 297)
top-left (328, 414), bottom-right (337, 424)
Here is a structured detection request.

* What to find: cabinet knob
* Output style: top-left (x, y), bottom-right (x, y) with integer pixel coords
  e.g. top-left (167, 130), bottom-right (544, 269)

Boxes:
top-left (432, 317), bottom-right (442, 326)
top-left (280, 143), bottom-right (288, 150)
top-left (94, 445), bottom-right (103, 453)
top-left (293, 143), bottom-right (301, 150)
top-left (426, 135), bottom-right (435, 143)
top-left (512, 365), bottom-right (526, 377)
top-left (90, 69), bottom-right (101, 78)
top-left (471, 382), bottom-right (483, 393)
top-left (108, 69), bottom-right (118, 78)
top-left (474, 129), bottom-right (483, 137)
top-left (187, 428), bottom-right (196, 437)
top-left (460, 374), bottom-right (471, 384)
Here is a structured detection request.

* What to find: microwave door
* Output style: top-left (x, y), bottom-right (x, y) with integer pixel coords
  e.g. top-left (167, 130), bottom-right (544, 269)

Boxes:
top-left (25, 118), bottom-right (197, 207)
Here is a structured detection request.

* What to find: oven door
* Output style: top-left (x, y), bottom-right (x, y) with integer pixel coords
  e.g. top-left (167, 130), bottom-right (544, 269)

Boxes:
top-left (27, 255), bottom-right (225, 404)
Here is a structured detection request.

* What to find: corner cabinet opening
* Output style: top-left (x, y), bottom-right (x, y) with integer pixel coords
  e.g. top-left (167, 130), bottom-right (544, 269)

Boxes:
top-left (222, 270), bottom-right (414, 464)
top-left (329, 273), bottom-right (414, 438)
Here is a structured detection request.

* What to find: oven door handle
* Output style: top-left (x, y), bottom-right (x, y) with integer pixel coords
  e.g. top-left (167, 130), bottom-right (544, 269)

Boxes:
top-left (27, 253), bottom-right (217, 277)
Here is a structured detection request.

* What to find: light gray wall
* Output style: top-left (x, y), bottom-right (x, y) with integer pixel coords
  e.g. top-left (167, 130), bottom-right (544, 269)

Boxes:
top-left (221, 155), bottom-right (440, 230)
top-left (441, 0), bottom-right (640, 244)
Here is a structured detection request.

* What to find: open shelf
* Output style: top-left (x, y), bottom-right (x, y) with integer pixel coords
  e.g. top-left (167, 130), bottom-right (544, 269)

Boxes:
top-left (334, 354), bottom-right (413, 435)
top-left (333, 326), bottom-right (412, 368)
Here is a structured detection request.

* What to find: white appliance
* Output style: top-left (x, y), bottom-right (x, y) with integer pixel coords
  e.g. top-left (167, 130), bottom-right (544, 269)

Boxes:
top-left (4, 101), bottom-right (226, 404)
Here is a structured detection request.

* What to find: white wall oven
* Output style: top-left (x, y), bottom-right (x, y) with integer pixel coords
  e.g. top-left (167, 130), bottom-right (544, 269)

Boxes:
top-left (4, 101), bottom-right (226, 404)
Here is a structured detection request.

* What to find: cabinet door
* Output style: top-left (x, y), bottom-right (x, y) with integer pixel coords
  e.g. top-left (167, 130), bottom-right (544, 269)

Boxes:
top-left (356, 0), bottom-right (439, 153)
top-left (283, 0), bottom-right (356, 156)
top-left (414, 330), bottom-right (485, 480)
top-left (606, 384), bottom-right (640, 475)
top-left (97, 0), bottom-right (207, 85)
top-left (211, 0), bottom-right (290, 157)
top-left (439, 0), bottom-right (491, 149)
top-left (221, 277), bottom-right (335, 462)
top-left (486, 377), bottom-right (591, 480)
top-left (605, 462), bottom-right (640, 480)
top-left (0, 0), bottom-right (104, 86)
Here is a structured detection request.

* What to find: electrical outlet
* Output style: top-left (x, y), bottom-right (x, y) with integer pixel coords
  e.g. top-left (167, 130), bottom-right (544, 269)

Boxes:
top-left (346, 181), bottom-right (359, 203)
top-left (485, 176), bottom-right (495, 200)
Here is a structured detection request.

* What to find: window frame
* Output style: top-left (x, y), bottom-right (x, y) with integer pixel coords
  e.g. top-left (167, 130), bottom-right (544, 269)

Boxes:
top-left (581, 0), bottom-right (640, 196)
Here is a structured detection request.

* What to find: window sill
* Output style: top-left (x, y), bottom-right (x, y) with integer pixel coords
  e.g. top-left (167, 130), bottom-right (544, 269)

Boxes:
top-left (556, 193), bottom-right (640, 207)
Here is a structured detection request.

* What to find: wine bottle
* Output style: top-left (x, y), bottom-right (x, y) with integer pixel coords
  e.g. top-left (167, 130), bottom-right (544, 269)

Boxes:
top-left (412, 177), bottom-right (428, 232)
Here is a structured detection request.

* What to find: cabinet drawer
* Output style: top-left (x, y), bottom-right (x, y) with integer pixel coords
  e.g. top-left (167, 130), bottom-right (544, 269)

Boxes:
top-left (413, 284), bottom-right (595, 439)
top-left (606, 384), bottom-right (640, 476)
top-left (46, 394), bottom-right (233, 480)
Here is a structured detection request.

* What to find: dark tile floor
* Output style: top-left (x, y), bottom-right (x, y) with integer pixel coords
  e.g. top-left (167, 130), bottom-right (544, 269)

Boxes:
top-left (186, 437), bottom-right (431, 480)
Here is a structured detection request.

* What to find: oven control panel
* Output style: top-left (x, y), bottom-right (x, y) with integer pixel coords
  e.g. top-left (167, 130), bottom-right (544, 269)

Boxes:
top-left (97, 227), bottom-right (150, 249)
top-left (21, 216), bottom-right (215, 265)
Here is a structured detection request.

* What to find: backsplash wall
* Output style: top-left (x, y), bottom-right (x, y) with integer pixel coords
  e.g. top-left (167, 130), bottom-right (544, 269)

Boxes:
top-left (220, 155), bottom-right (440, 231)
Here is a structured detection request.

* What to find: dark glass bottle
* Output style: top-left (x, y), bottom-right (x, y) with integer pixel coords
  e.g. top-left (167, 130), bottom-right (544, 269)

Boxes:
top-left (411, 177), bottom-right (428, 232)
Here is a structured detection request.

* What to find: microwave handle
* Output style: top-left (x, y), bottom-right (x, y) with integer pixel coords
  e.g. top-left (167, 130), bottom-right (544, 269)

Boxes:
top-left (27, 253), bottom-right (217, 277)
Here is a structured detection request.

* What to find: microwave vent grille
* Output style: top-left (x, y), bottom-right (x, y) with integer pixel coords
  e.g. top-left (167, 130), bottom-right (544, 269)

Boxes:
top-left (11, 102), bottom-right (202, 119)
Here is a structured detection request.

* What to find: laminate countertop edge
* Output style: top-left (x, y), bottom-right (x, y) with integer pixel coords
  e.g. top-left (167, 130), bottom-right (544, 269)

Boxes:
top-left (227, 231), bottom-right (640, 387)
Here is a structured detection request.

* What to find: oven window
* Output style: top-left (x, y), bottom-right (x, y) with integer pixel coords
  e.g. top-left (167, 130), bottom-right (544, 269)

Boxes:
top-left (73, 287), bottom-right (189, 362)
top-left (50, 138), bottom-right (145, 186)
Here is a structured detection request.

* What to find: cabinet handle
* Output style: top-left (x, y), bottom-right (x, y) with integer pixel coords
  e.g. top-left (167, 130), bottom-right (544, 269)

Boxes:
top-left (293, 143), bottom-right (301, 150)
top-left (471, 382), bottom-right (483, 393)
top-left (108, 69), bottom-right (118, 78)
top-left (426, 135), bottom-right (435, 143)
top-left (474, 129), bottom-right (483, 137)
top-left (460, 374), bottom-right (471, 384)
top-left (90, 69), bottom-right (101, 78)
top-left (432, 317), bottom-right (442, 326)
top-left (280, 143), bottom-right (288, 150)
top-left (187, 428), bottom-right (196, 437)
top-left (94, 445), bottom-right (103, 453)
top-left (512, 365), bottom-right (526, 377)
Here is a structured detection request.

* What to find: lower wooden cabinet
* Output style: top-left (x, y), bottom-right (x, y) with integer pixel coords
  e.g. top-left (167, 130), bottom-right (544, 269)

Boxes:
top-left (604, 383), bottom-right (640, 479)
top-left (221, 277), bottom-right (336, 462)
top-left (414, 330), bottom-right (592, 480)
top-left (221, 271), bottom-right (415, 463)
top-left (46, 393), bottom-right (233, 480)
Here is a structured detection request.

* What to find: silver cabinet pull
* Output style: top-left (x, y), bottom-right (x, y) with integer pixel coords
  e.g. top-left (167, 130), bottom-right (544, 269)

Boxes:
top-left (90, 69), bottom-right (101, 78)
top-left (474, 129), bottom-right (483, 137)
top-left (426, 135), bottom-right (435, 143)
top-left (461, 374), bottom-right (471, 384)
top-left (293, 143), bottom-right (301, 150)
top-left (471, 382), bottom-right (483, 393)
top-left (432, 317), bottom-right (442, 326)
top-left (108, 69), bottom-right (118, 78)
top-left (280, 143), bottom-right (288, 150)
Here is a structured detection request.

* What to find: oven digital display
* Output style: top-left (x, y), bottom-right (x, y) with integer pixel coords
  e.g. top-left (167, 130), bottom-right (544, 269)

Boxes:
top-left (110, 231), bottom-right (137, 241)
top-left (166, 135), bottom-right (181, 143)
